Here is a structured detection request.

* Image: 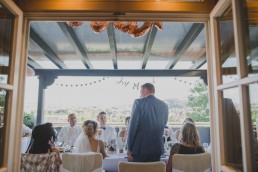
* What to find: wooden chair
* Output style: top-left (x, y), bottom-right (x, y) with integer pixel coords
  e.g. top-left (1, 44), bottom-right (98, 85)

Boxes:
top-left (118, 161), bottom-right (166, 172)
top-left (172, 153), bottom-right (211, 172)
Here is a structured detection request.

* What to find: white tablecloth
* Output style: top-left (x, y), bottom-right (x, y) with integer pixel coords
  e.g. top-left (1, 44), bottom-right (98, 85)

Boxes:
top-left (103, 152), bottom-right (168, 172)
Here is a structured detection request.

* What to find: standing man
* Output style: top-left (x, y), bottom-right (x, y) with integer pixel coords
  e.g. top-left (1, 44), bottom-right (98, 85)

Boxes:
top-left (97, 111), bottom-right (117, 143)
top-left (127, 83), bottom-right (169, 162)
top-left (58, 113), bottom-right (82, 146)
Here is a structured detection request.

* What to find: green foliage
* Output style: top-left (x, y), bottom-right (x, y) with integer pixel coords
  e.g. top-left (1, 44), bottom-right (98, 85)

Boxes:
top-left (251, 107), bottom-right (258, 123)
top-left (186, 81), bottom-right (210, 122)
top-left (23, 112), bottom-right (36, 129)
top-left (0, 90), bottom-right (6, 114)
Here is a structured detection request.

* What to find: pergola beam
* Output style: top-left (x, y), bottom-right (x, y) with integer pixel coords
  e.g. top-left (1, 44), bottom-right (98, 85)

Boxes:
top-left (30, 28), bottom-right (67, 69)
top-left (247, 47), bottom-right (258, 65)
top-left (107, 24), bottom-right (118, 69)
top-left (27, 56), bottom-right (42, 69)
top-left (34, 69), bottom-right (207, 77)
top-left (166, 23), bottom-right (204, 69)
top-left (141, 26), bottom-right (158, 69)
top-left (57, 22), bottom-right (92, 69)
top-left (189, 52), bottom-right (206, 69)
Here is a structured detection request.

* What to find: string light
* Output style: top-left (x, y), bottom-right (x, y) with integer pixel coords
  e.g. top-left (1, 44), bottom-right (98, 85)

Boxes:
top-left (54, 77), bottom-right (202, 88)
top-left (54, 77), bottom-right (109, 87)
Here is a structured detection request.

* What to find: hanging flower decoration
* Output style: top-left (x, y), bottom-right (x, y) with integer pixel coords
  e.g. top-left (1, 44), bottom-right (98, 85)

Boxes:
top-left (67, 21), bottom-right (163, 38)
top-left (90, 21), bottom-right (110, 33)
top-left (66, 21), bottom-right (84, 27)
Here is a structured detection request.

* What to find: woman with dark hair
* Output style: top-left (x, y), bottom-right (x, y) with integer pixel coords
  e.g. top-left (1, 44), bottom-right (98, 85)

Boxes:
top-left (166, 122), bottom-right (205, 172)
top-left (28, 123), bottom-right (62, 163)
top-left (73, 120), bottom-right (107, 158)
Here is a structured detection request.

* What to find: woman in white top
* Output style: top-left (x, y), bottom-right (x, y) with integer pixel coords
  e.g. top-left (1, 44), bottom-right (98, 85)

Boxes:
top-left (73, 120), bottom-right (107, 158)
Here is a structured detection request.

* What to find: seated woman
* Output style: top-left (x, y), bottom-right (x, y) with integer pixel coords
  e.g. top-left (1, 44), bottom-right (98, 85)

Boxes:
top-left (119, 116), bottom-right (130, 142)
top-left (166, 122), bottom-right (204, 172)
top-left (28, 123), bottom-right (62, 164)
top-left (73, 120), bottom-right (107, 158)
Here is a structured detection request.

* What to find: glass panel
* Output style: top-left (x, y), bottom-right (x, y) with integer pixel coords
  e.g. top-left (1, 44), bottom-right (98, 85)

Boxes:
top-left (0, 5), bottom-right (14, 84)
top-left (0, 89), bottom-right (7, 166)
top-left (222, 88), bottom-right (243, 170)
top-left (28, 41), bottom-right (58, 69)
top-left (218, 7), bottom-right (237, 84)
top-left (147, 22), bottom-right (193, 69)
top-left (245, 1), bottom-right (258, 76)
top-left (30, 22), bottom-right (87, 69)
top-left (248, 83), bottom-right (258, 171)
top-left (74, 22), bottom-right (112, 69)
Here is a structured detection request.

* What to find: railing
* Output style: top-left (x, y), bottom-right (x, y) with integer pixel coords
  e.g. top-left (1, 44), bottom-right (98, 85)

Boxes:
top-left (52, 122), bottom-right (210, 128)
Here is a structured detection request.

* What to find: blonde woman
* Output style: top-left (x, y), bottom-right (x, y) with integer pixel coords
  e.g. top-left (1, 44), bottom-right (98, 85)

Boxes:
top-left (73, 120), bottom-right (107, 159)
top-left (166, 122), bottom-right (205, 172)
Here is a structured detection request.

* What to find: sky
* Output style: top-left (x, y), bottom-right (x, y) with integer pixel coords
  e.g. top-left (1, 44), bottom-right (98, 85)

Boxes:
top-left (24, 76), bottom-right (202, 111)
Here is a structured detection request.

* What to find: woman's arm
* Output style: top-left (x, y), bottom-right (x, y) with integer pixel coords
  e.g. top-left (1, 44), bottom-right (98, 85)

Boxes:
top-left (52, 147), bottom-right (62, 164)
top-left (166, 143), bottom-right (180, 172)
top-left (99, 140), bottom-right (108, 159)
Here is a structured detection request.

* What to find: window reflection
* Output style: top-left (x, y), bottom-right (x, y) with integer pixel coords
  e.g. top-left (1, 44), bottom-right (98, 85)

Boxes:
top-left (0, 4), bottom-right (14, 84)
top-left (222, 88), bottom-right (242, 170)
top-left (218, 7), bottom-right (237, 84)
top-left (246, 11), bottom-right (258, 76)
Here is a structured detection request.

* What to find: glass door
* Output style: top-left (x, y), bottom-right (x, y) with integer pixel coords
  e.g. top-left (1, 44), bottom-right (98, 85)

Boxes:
top-left (210, 0), bottom-right (258, 171)
top-left (0, 0), bottom-right (23, 171)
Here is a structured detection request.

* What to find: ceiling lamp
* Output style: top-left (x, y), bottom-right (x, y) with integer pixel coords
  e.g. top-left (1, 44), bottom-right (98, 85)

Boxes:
top-left (66, 21), bottom-right (162, 38)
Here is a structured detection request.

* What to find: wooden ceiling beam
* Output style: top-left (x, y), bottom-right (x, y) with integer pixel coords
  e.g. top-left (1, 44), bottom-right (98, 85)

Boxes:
top-left (166, 23), bottom-right (204, 69)
top-left (57, 22), bottom-right (92, 69)
top-left (141, 26), bottom-right (158, 69)
top-left (30, 28), bottom-right (67, 69)
top-left (107, 24), bottom-right (118, 69)
top-left (17, 0), bottom-right (217, 13)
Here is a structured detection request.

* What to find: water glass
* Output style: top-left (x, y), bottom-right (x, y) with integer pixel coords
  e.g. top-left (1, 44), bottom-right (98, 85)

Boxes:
top-left (203, 143), bottom-right (209, 151)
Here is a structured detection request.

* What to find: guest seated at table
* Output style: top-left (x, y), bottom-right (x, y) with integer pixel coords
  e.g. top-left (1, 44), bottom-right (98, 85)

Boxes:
top-left (163, 127), bottom-right (172, 150)
top-left (173, 117), bottom-right (196, 142)
top-left (97, 111), bottom-right (117, 145)
top-left (119, 116), bottom-right (130, 143)
top-left (163, 127), bottom-right (172, 143)
top-left (28, 123), bottom-right (62, 164)
top-left (57, 113), bottom-right (82, 147)
top-left (166, 122), bottom-right (204, 172)
top-left (73, 120), bottom-right (107, 159)
top-left (21, 124), bottom-right (32, 153)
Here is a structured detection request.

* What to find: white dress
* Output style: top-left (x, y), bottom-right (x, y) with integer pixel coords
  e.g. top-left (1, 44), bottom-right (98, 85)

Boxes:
top-left (73, 133), bottom-right (100, 153)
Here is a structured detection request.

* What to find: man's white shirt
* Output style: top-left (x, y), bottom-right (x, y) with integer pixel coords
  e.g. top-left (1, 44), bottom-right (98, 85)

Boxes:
top-left (99, 125), bottom-right (117, 142)
top-left (58, 125), bottom-right (82, 146)
top-left (22, 124), bottom-right (32, 135)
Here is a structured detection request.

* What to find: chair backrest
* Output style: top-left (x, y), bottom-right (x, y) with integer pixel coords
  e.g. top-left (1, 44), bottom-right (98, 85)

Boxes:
top-left (20, 152), bottom-right (61, 172)
top-left (172, 153), bottom-right (211, 172)
top-left (62, 152), bottom-right (103, 172)
top-left (118, 161), bottom-right (166, 172)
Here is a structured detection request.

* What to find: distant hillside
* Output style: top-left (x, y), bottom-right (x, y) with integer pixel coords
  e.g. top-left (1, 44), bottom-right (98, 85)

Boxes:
top-left (29, 97), bottom-right (190, 125)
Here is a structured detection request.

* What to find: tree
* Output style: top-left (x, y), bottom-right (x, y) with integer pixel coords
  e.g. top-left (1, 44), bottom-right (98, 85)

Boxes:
top-left (186, 81), bottom-right (209, 122)
top-left (23, 112), bottom-right (36, 129)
